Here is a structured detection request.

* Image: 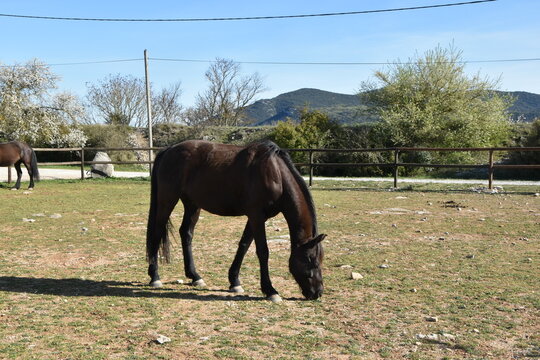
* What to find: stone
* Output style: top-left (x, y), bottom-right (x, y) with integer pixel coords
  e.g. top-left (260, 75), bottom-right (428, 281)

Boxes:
top-left (49, 213), bottom-right (62, 219)
top-left (379, 264), bottom-right (390, 269)
top-left (154, 334), bottom-right (171, 344)
top-left (350, 272), bottom-right (363, 280)
top-left (425, 316), bottom-right (438, 322)
top-left (22, 218), bottom-right (36, 223)
top-left (90, 152), bottom-right (114, 178)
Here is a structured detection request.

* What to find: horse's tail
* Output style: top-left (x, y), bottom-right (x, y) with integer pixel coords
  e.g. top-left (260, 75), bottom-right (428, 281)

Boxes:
top-left (30, 148), bottom-right (40, 181)
top-left (146, 148), bottom-right (172, 265)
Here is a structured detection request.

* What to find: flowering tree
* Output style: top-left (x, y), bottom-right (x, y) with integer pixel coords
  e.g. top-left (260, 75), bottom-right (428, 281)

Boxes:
top-left (0, 59), bottom-right (87, 147)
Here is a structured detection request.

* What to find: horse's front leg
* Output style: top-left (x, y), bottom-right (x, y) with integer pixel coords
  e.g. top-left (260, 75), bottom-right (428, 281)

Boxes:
top-left (12, 163), bottom-right (23, 190)
top-left (228, 221), bottom-right (254, 293)
top-left (180, 203), bottom-right (204, 286)
top-left (250, 216), bottom-right (281, 303)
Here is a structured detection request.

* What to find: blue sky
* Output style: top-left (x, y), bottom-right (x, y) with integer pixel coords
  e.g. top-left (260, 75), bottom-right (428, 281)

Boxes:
top-left (2, 0), bottom-right (539, 107)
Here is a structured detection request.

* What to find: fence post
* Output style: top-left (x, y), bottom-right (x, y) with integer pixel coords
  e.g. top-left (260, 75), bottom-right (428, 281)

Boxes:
top-left (309, 150), bottom-right (314, 187)
top-left (80, 147), bottom-right (85, 180)
top-left (488, 149), bottom-right (494, 189)
top-left (393, 149), bottom-right (399, 188)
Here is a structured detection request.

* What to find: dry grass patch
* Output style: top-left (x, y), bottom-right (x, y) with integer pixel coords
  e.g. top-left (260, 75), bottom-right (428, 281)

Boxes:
top-left (0, 179), bottom-right (538, 359)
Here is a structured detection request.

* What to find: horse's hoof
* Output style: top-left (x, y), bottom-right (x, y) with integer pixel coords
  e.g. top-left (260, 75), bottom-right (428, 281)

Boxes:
top-left (28, 187), bottom-right (34, 191)
top-left (192, 279), bottom-right (206, 287)
top-left (229, 286), bottom-right (245, 294)
top-left (150, 280), bottom-right (163, 288)
top-left (10, 188), bottom-right (18, 191)
top-left (267, 294), bottom-right (282, 303)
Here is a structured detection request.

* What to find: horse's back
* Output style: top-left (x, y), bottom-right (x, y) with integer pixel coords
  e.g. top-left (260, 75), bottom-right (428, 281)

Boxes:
top-left (156, 140), bottom-right (284, 216)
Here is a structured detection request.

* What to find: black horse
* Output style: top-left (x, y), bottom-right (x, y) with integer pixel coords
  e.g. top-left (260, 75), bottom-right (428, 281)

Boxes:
top-left (146, 140), bottom-right (325, 302)
top-left (0, 141), bottom-right (40, 190)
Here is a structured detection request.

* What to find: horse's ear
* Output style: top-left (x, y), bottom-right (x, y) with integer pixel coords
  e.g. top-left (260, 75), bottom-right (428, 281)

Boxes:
top-left (306, 234), bottom-right (326, 248)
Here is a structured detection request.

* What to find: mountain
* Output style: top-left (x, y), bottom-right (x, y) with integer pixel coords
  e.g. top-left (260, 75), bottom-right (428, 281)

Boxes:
top-left (244, 88), bottom-right (540, 125)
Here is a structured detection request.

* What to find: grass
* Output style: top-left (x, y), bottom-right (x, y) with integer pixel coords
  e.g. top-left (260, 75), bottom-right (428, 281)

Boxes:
top-left (0, 178), bottom-right (538, 359)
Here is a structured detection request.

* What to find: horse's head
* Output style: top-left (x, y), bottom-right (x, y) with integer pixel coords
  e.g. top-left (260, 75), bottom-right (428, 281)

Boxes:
top-left (289, 234), bottom-right (325, 300)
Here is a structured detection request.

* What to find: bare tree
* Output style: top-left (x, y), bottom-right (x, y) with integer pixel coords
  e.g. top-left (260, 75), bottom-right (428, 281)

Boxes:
top-left (152, 81), bottom-right (183, 124)
top-left (193, 58), bottom-right (265, 126)
top-left (86, 74), bottom-right (147, 126)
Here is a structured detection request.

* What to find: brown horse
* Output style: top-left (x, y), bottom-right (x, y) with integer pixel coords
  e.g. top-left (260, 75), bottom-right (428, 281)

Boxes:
top-left (0, 141), bottom-right (40, 190)
top-left (146, 140), bottom-right (325, 302)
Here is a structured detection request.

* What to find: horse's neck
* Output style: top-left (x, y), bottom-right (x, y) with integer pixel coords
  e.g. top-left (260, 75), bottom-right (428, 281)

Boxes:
top-left (281, 180), bottom-right (315, 246)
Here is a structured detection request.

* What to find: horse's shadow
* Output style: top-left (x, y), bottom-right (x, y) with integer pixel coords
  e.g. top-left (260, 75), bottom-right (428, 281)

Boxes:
top-left (0, 276), bottom-right (269, 302)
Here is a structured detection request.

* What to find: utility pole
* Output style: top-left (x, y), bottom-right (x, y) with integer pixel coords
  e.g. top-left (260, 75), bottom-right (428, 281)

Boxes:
top-left (144, 49), bottom-right (153, 176)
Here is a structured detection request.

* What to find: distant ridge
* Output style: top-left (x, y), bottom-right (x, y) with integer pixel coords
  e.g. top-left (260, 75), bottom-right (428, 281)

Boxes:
top-left (243, 88), bottom-right (540, 125)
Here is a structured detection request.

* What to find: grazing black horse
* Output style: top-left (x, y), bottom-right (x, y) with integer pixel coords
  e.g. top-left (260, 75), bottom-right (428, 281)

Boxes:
top-left (146, 140), bottom-right (325, 302)
top-left (0, 141), bottom-right (40, 190)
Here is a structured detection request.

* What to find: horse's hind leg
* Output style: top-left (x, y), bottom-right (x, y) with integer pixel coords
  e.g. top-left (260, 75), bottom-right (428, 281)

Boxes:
top-left (179, 201), bottom-right (204, 286)
top-left (12, 162), bottom-right (23, 190)
top-left (147, 195), bottom-right (179, 288)
top-left (22, 160), bottom-right (34, 189)
top-left (228, 222), bottom-right (254, 293)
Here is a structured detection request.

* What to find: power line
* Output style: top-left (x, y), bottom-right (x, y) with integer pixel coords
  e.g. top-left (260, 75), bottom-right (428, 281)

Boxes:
top-left (3, 56), bottom-right (539, 68)
top-left (0, 1), bottom-right (496, 22)
top-left (150, 57), bottom-right (540, 66)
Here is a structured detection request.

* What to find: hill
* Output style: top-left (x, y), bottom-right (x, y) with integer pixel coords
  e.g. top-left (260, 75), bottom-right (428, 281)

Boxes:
top-left (244, 88), bottom-right (540, 125)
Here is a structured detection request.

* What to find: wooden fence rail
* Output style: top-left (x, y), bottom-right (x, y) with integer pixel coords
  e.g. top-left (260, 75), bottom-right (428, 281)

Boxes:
top-left (7, 146), bottom-right (540, 189)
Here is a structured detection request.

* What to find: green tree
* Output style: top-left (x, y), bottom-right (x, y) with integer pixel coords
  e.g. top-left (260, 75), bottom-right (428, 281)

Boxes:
top-left (360, 45), bottom-right (513, 163)
top-left (271, 109), bottom-right (340, 163)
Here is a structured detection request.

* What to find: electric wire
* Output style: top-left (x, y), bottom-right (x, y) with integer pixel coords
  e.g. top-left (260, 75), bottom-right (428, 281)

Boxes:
top-left (0, 1), bottom-right (496, 22)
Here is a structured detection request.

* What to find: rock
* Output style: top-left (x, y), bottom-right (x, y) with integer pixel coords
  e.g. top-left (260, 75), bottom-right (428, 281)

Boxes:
top-left (90, 152), bottom-right (114, 178)
top-left (410, 288), bottom-right (418, 293)
top-left (154, 334), bottom-right (171, 344)
top-left (425, 316), bottom-right (438, 322)
top-left (416, 333), bottom-right (439, 342)
top-left (379, 264), bottom-right (390, 269)
top-left (49, 214), bottom-right (62, 219)
top-left (441, 333), bottom-right (456, 340)
top-left (339, 264), bottom-right (353, 269)
top-left (350, 272), bottom-right (363, 280)
top-left (176, 279), bottom-right (184, 284)
top-left (466, 254), bottom-right (475, 259)
top-left (22, 218), bottom-right (36, 223)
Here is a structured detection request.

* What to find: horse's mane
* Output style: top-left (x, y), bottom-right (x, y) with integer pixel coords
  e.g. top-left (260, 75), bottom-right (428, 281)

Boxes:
top-left (250, 140), bottom-right (318, 236)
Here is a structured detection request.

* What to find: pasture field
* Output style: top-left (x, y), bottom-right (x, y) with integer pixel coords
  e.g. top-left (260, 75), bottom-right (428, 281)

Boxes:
top-left (0, 179), bottom-right (538, 359)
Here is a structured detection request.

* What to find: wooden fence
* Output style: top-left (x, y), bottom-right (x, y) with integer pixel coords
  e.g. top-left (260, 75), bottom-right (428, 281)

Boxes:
top-left (7, 146), bottom-right (540, 189)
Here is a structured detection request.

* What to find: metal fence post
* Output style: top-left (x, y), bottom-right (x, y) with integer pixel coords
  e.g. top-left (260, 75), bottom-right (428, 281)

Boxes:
top-left (393, 149), bottom-right (399, 188)
top-left (488, 149), bottom-right (494, 189)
